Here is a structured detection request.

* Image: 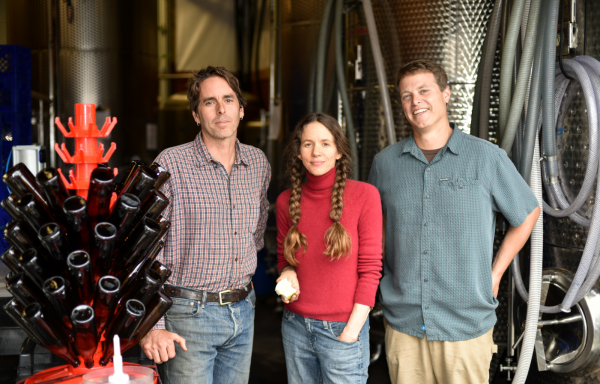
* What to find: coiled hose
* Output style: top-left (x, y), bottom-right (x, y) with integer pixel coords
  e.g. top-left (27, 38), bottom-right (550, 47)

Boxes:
top-left (334, 0), bottom-right (359, 178)
top-left (499, 0), bottom-right (541, 153)
top-left (498, 0), bottom-right (526, 142)
top-left (478, 0), bottom-right (504, 141)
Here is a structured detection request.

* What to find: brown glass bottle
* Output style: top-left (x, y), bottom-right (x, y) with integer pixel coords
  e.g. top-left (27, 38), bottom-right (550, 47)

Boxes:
top-left (63, 196), bottom-right (90, 251)
top-left (121, 290), bottom-right (173, 354)
top-left (130, 269), bottom-right (162, 305)
top-left (149, 259), bottom-right (171, 285)
top-left (118, 164), bottom-right (157, 204)
top-left (92, 275), bottom-right (120, 337)
top-left (107, 193), bottom-right (140, 245)
top-left (1, 247), bottom-right (22, 273)
top-left (3, 299), bottom-right (45, 345)
top-left (19, 248), bottom-right (52, 288)
top-left (118, 241), bottom-right (164, 300)
top-left (15, 193), bottom-right (55, 233)
top-left (23, 302), bottom-right (80, 367)
top-left (5, 219), bottom-right (45, 254)
top-left (87, 167), bottom-right (115, 228)
top-left (116, 217), bottom-right (161, 272)
top-left (150, 162), bottom-right (171, 191)
top-left (116, 160), bottom-right (144, 195)
top-left (71, 305), bottom-right (98, 368)
top-left (38, 222), bottom-right (70, 264)
top-left (43, 276), bottom-right (76, 329)
top-left (67, 250), bottom-right (95, 304)
top-left (1, 194), bottom-right (22, 221)
top-left (100, 299), bottom-right (145, 366)
top-left (137, 190), bottom-right (169, 222)
top-left (6, 272), bottom-right (36, 306)
top-left (35, 168), bottom-right (70, 218)
top-left (3, 163), bottom-right (48, 206)
top-left (92, 223), bottom-right (117, 278)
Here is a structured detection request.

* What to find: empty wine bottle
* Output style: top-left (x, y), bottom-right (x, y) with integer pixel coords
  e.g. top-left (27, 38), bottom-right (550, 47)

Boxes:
top-left (116, 217), bottom-right (161, 271)
top-left (67, 250), bottom-right (95, 304)
top-left (130, 269), bottom-right (162, 305)
top-left (137, 190), bottom-right (169, 222)
top-left (121, 290), bottom-right (173, 354)
top-left (15, 193), bottom-right (55, 232)
top-left (1, 247), bottom-right (22, 273)
top-left (1, 194), bottom-right (22, 221)
top-left (20, 248), bottom-right (51, 288)
top-left (3, 299), bottom-right (45, 346)
top-left (157, 220), bottom-right (171, 242)
top-left (92, 223), bottom-right (117, 278)
top-left (36, 168), bottom-right (70, 217)
top-left (6, 272), bottom-right (36, 306)
top-left (87, 167), bottom-right (115, 228)
top-left (63, 196), bottom-right (90, 251)
top-left (23, 302), bottom-right (80, 367)
top-left (119, 165), bottom-right (157, 204)
top-left (116, 160), bottom-right (144, 195)
top-left (150, 162), bottom-right (171, 191)
top-left (3, 163), bottom-right (48, 206)
top-left (119, 241), bottom-right (163, 299)
top-left (43, 276), bottom-right (76, 329)
top-left (100, 299), bottom-right (145, 365)
top-left (5, 220), bottom-right (45, 254)
top-left (149, 259), bottom-right (171, 285)
top-left (71, 305), bottom-right (98, 368)
top-left (107, 193), bottom-right (140, 245)
top-left (38, 222), bottom-right (70, 264)
top-left (92, 275), bottom-right (120, 336)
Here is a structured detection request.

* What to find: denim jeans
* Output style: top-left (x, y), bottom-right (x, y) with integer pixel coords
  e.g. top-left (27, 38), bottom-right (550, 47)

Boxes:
top-left (281, 309), bottom-right (370, 384)
top-left (161, 286), bottom-right (256, 384)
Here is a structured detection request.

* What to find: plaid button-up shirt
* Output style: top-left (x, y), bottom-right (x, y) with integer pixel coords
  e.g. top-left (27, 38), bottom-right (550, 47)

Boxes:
top-left (152, 133), bottom-right (271, 330)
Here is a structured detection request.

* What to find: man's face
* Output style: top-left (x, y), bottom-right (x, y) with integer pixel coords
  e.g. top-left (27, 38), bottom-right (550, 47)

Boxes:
top-left (399, 71), bottom-right (450, 133)
top-left (192, 76), bottom-right (244, 140)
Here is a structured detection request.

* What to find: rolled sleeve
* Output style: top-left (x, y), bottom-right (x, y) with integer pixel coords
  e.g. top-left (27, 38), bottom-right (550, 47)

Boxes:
top-left (491, 150), bottom-right (539, 227)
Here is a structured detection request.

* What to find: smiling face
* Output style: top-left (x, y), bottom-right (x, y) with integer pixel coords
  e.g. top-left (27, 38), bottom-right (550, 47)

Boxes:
top-left (399, 71), bottom-right (451, 134)
top-left (192, 76), bottom-right (244, 141)
top-left (298, 122), bottom-right (342, 176)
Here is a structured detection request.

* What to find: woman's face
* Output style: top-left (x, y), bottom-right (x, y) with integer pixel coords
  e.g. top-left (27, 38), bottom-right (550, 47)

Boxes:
top-left (298, 122), bottom-right (342, 176)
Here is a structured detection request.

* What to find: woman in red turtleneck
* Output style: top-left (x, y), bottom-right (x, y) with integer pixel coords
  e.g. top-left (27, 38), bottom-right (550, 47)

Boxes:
top-left (276, 113), bottom-right (382, 384)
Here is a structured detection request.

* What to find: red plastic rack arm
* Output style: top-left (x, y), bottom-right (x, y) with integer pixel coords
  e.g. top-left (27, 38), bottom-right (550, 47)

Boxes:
top-left (99, 117), bottom-right (118, 137)
top-left (54, 117), bottom-right (75, 138)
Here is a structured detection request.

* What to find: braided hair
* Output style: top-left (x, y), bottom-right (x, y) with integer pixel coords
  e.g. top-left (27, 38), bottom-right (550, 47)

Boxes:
top-left (282, 113), bottom-right (353, 266)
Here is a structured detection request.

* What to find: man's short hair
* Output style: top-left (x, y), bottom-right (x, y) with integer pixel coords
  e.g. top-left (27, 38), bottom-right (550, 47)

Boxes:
top-left (395, 59), bottom-right (449, 92)
top-left (187, 66), bottom-right (247, 115)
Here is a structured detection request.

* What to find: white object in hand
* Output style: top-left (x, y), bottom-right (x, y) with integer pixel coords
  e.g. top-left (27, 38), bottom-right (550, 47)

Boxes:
top-left (109, 334), bottom-right (130, 383)
top-left (275, 278), bottom-right (297, 300)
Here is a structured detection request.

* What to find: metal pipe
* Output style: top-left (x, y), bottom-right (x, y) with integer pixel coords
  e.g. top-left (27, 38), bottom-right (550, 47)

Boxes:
top-left (362, 0), bottom-right (396, 146)
top-left (538, 314), bottom-right (583, 327)
top-left (47, 0), bottom-right (55, 167)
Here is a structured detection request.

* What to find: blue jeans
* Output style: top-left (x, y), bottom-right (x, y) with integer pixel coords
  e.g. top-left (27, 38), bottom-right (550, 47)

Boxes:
top-left (281, 309), bottom-right (370, 384)
top-left (162, 286), bottom-right (256, 384)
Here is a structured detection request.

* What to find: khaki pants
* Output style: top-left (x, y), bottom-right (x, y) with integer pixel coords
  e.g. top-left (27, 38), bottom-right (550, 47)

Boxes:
top-left (385, 320), bottom-right (496, 384)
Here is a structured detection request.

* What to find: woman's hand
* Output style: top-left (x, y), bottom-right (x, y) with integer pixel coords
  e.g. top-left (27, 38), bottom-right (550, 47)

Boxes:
top-left (337, 329), bottom-right (359, 343)
top-left (277, 266), bottom-right (300, 304)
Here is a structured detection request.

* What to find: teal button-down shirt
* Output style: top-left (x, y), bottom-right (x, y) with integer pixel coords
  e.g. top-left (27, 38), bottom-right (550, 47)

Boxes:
top-left (368, 123), bottom-right (538, 341)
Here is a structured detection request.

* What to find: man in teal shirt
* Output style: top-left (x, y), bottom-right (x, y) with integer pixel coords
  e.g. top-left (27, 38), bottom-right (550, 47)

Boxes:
top-left (368, 59), bottom-right (540, 384)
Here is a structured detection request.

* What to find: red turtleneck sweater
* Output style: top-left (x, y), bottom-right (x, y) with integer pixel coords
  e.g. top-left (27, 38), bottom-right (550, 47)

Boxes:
top-left (276, 167), bottom-right (383, 322)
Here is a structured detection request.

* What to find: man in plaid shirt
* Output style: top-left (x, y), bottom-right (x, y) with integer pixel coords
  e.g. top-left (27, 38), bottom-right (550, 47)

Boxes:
top-left (140, 66), bottom-right (271, 384)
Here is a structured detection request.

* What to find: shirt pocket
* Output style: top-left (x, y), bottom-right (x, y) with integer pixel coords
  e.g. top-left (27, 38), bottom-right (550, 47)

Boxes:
top-left (437, 177), bottom-right (482, 217)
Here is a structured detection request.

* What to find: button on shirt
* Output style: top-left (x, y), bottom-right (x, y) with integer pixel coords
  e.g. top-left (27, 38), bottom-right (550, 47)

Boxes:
top-left (368, 123), bottom-right (538, 341)
top-left (152, 133), bottom-right (271, 330)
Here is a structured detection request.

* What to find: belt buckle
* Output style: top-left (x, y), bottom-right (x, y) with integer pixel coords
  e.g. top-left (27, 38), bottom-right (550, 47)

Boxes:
top-left (219, 290), bottom-right (233, 305)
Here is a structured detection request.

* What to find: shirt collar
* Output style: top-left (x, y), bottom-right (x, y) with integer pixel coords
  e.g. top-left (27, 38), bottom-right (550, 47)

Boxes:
top-left (401, 122), bottom-right (462, 158)
top-left (193, 132), bottom-right (249, 168)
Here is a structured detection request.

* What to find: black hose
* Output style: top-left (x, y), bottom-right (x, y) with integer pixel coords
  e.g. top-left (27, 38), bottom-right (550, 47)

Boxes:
top-left (254, 0), bottom-right (267, 109)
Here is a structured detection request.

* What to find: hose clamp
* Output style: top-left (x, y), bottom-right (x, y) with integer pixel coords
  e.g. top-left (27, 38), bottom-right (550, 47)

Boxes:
top-left (545, 156), bottom-right (560, 185)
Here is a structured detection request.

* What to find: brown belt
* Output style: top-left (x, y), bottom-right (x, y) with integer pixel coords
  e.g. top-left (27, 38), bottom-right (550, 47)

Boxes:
top-left (164, 282), bottom-right (252, 305)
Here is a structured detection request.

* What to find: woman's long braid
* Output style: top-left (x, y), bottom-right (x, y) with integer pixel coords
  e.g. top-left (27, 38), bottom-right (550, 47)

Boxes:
top-left (283, 159), bottom-right (307, 266)
top-left (324, 156), bottom-right (352, 259)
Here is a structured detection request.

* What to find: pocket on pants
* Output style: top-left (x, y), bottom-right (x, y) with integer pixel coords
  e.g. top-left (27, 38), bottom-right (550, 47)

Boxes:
top-left (327, 320), bottom-right (360, 344)
top-left (165, 298), bottom-right (200, 319)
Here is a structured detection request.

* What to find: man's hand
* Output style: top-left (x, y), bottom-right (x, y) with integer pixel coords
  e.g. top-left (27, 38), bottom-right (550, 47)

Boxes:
top-left (140, 329), bottom-right (187, 364)
top-left (277, 266), bottom-right (300, 304)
